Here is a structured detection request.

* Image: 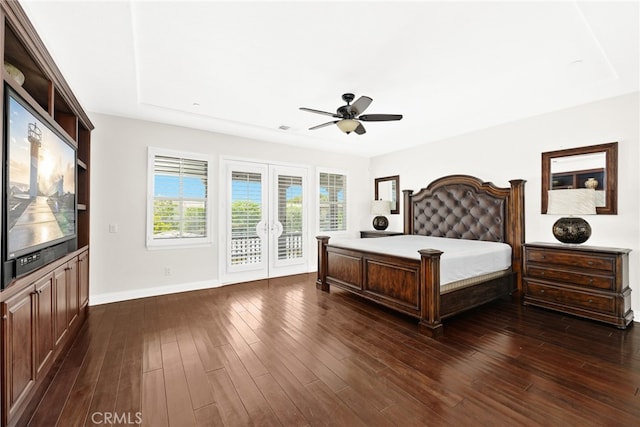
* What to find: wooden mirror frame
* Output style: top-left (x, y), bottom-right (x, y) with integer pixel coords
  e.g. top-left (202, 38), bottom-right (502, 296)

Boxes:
top-left (374, 175), bottom-right (400, 214)
top-left (541, 142), bottom-right (618, 215)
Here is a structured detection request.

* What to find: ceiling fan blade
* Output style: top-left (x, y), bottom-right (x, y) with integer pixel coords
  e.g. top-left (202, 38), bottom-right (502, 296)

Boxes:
top-left (354, 123), bottom-right (366, 135)
top-left (299, 107), bottom-right (340, 118)
top-left (348, 96), bottom-right (373, 116)
top-left (309, 120), bottom-right (338, 130)
top-left (358, 114), bottom-right (403, 122)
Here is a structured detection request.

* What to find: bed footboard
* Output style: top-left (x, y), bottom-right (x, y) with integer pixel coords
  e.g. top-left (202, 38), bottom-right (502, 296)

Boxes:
top-left (316, 236), bottom-right (444, 337)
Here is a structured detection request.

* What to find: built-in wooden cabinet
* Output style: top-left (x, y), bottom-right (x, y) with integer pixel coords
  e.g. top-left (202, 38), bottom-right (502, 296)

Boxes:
top-left (34, 274), bottom-right (54, 377)
top-left (1, 250), bottom-right (88, 426)
top-left (66, 257), bottom-right (79, 328)
top-left (0, 1), bottom-right (93, 426)
top-left (2, 286), bottom-right (35, 424)
top-left (53, 265), bottom-right (68, 346)
top-left (78, 250), bottom-right (89, 309)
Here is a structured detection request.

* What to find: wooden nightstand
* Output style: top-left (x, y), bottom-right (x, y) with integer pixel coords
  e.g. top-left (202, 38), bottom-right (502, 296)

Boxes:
top-left (523, 242), bottom-right (633, 328)
top-left (360, 230), bottom-right (404, 238)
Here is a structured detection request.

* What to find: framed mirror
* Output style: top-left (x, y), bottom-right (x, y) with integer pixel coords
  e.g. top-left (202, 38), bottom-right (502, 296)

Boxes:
top-left (541, 142), bottom-right (617, 215)
top-left (375, 175), bottom-right (400, 214)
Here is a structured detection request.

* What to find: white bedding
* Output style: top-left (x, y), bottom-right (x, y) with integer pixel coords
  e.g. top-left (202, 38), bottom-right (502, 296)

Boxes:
top-left (329, 235), bottom-right (512, 285)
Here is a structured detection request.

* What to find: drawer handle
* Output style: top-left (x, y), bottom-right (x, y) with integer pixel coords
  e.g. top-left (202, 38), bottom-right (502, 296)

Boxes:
top-left (540, 289), bottom-right (545, 294)
top-left (588, 261), bottom-right (594, 265)
top-left (589, 279), bottom-right (594, 284)
top-left (540, 272), bottom-right (545, 276)
top-left (588, 299), bottom-right (593, 303)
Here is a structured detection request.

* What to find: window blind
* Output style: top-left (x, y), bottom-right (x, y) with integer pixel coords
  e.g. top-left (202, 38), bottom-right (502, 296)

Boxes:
top-left (153, 155), bottom-right (208, 240)
top-left (277, 174), bottom-right (303, 260)
top-left (319, 172), bottom-right (347, 232)
top-left (230, 171), bottom-right (263, 265)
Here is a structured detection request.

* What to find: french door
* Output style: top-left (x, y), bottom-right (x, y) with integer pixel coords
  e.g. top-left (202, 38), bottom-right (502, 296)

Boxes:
top-left (221, 160), bottom-right (309, 284)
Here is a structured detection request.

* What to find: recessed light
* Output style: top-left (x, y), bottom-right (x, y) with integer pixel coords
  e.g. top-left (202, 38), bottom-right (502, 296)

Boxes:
top-left (192, 102), bottom-right (200, 106)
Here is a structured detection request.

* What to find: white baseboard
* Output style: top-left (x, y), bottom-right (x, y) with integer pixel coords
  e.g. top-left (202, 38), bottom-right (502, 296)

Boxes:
top-left (89, 279), bottom-right (222, 306)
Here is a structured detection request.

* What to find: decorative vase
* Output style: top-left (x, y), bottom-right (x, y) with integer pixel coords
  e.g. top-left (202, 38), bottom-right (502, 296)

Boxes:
top-left (584, 177), bottom-right (598, 190)
top-left (3, 61), bottom-right (25, 86)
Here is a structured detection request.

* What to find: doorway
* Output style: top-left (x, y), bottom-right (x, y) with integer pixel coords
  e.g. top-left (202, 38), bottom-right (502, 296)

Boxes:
top-left (220, 159), bottom-right (309, 284)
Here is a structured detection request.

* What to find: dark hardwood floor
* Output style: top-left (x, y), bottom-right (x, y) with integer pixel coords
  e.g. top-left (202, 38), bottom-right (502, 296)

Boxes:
top-left (26, 274), bottom-right (640, 426)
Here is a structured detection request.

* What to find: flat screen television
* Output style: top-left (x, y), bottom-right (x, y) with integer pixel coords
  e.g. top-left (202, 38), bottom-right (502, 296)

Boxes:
top-left (2, 86), bottom-right (77, 286)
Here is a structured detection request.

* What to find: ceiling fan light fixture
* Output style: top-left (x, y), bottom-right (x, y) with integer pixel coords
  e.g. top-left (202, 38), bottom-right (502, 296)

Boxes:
top-left (337, 119), bottom-right (360, 134)
top-left (300, 94), bottom-right (402, 135)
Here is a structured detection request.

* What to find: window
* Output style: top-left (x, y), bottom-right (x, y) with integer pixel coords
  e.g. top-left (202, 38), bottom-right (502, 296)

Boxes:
top-left (318, 171), bottom-right (347, 232)
top-left (147, 148), bottom-right (211, 248)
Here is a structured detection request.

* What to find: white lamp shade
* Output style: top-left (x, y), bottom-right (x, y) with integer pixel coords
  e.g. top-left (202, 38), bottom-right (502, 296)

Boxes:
top-left (371, 200), bottom-right (391, 215)
top-left (547, 189), bottom-right (596, 215)
top-left (337, 119), bottom-right (360, 133)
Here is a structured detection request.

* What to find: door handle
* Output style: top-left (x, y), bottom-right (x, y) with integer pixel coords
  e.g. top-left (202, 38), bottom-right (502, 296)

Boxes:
top-left (255, 220), bottom-right (268, 238)
top-left (271, 221), bottom-right (284, 238)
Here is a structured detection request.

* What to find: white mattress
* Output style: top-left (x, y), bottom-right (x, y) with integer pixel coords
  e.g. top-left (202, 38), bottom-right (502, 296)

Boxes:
top-left (328, 235), bottom-right (512, 285)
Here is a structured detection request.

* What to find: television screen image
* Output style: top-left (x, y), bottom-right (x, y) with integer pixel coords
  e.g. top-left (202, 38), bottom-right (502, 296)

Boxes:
top-left (5, 92), bottom-right (76, 259)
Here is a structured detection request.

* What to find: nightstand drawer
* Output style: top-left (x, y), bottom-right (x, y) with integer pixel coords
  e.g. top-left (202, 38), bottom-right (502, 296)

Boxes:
top-left (526, 249), bottom-right (614, 272)
top-left (525, 266), bottom-right (614, 290)
top-left (525, 281), bottom-right (615, 314)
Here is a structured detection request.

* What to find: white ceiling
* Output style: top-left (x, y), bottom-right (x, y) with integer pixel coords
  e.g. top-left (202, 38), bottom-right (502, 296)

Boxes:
top-left (19, 1), bottom-right (640, 157)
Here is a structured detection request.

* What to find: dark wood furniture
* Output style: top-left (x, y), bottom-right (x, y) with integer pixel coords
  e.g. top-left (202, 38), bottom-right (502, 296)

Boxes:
top-left (0, 2), bottom-right (93, 426)
top-left (523, 242), bottom-right (633, 328)
top-left (360, 230), bottom-right (404, 238)
top-left (317, 175), bottom-right (525, 337)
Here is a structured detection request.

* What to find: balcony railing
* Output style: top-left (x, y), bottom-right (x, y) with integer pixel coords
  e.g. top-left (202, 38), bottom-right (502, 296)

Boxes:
top-left (230, 232), bottom-right (303, 265)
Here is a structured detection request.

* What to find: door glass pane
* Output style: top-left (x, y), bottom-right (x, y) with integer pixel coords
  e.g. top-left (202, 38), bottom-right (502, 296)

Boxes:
top-left (277, 175), bottom-right (303, 260)
top-left (230, 171), bottom-right (262, 265)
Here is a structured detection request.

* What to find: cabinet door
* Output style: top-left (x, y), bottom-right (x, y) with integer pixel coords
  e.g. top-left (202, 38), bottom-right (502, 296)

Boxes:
top-left (66, 258), bottom-right (79, 328)
top-left (34, 274), bottom-right (55, 376)
top-left (78, 251), bottom-right (89, 308)
top-left (3, 286), bottom-right (36, 420)
top-left (53, 265), bottom-right (68, 346)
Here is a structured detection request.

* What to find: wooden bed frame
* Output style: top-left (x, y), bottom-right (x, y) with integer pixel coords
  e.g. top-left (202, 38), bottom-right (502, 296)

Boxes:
top-left (316, 175), bottom-right (525, 337)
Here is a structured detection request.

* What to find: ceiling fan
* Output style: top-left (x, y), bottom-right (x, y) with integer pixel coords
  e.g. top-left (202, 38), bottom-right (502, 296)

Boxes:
top-left (299, 93), bottom-right (403, 135)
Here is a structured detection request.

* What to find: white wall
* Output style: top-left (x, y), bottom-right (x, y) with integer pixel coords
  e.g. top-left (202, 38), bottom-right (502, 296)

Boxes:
top-left (369, 92), bottom-right (640, 313)
top-left (89, 114), bottom-right (370, 304)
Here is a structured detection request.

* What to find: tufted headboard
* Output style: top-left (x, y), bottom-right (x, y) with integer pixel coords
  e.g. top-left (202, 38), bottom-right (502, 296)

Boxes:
top-left (410, 181), bottom-right (506, 241)
top-left (403, 175), bottom-right (526, 281)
